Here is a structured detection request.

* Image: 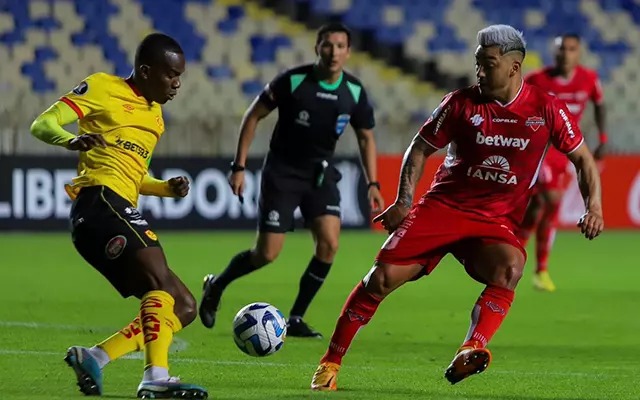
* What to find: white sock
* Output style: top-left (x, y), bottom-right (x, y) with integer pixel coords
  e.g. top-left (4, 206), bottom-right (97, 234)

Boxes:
top-left (87, 346), bottom-right (110, 369)
top-left (143, 366), bottom-right (170, 382)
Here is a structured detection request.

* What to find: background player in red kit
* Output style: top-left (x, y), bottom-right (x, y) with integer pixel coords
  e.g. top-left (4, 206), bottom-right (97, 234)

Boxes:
top-left (310, 25), bottom-right (604, 390)
top-left (518, 34), bottom-right (607, 292)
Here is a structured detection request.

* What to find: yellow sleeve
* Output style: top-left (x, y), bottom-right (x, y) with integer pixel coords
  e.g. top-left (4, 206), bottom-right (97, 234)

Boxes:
top-left (59, 72), bottom-right (109, 119)
top-left (30, 101), bottom-right (79, 147)
top-left (31, 72), bottom-right (110, 147)
top-left (140, 174), bottom-right (174, 197)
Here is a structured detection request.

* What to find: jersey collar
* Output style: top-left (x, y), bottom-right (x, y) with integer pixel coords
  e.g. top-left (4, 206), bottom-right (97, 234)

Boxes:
top-left (125, 77), bottom-right (143, 97)
top-left (313, 65), bottom-right (343, 91)
top-left (493, 79), bottom-right (524, 108)
top-left (553, 67), bottom-right (577, 85)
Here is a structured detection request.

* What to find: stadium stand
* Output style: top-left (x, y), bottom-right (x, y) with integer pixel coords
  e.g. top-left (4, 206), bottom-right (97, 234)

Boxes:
top-left (0, 0), bottom-right (637, 154)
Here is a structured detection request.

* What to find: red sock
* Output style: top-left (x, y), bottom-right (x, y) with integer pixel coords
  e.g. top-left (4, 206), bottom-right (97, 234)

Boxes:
top-left (462, 285), bottom-right (515, 349)
top-left (535, 201), bottom-right (560, 273)
top-left (321, 282), bottom-right (382, 365)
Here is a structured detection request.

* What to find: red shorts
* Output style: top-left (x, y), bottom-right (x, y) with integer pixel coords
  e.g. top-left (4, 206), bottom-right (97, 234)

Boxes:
top-left (535, 149), bottom-right (570, 192)
top-left (535, 161), bottom-right (570, 192)
top-left (376, 199), bottom-right (526, 279)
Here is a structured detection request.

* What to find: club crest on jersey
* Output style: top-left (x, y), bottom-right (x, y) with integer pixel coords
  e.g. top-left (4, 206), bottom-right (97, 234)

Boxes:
top-left (335, 114), bottom-right (350, 135)
top-left (72, 81), bottom-right (88, 95)
top-left (525, 116), bottom-right (545, 132)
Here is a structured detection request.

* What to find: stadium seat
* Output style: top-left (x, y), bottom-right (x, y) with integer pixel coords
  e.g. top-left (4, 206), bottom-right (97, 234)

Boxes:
top-left (0, 0), bottom-right (636, 154)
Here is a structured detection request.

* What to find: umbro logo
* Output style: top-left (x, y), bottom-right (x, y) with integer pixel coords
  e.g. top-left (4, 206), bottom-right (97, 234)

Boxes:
top-left (485, 301), bottom-right (505, 315)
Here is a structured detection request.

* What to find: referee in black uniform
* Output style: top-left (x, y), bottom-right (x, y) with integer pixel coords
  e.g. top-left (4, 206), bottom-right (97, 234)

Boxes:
top-left (199, 23), bottom-right (384, 337)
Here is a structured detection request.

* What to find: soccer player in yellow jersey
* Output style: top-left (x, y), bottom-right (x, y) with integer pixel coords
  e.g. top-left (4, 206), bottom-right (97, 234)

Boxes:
top-left (30, 33), bottom-right (208, 399)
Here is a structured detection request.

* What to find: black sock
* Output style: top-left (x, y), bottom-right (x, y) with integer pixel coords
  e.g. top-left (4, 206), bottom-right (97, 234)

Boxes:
top-left (215, 250), bottom-right (261, 289)
top-left (289, 256), bottom-right (332, 319)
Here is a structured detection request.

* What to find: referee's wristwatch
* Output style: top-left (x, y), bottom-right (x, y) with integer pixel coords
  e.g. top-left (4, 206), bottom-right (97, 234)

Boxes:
top-left (230, 161), bottom-right (245, 173)
top-left (368, 181), bottom-right (381, 190)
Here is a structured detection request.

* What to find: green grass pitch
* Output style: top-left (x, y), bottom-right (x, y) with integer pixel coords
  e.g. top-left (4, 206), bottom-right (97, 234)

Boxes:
top-left (0, 230), bottom-right (637, 399)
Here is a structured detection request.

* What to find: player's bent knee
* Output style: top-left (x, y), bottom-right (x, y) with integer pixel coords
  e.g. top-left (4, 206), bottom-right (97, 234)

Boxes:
top-left (174, 290), bottom-right (197, 327)
top-left (492, 256), bottom-right (525, 290)
top-left (362, 265), bottom-right (389, 297)
top-left (252, 247), bottom-right (280, 266)
top-left (253, 233), bottom-right (284, 266)
top-left (315, 238), bottom-right (339, 262)
top-left (362, 262), bottom-right (419, 297)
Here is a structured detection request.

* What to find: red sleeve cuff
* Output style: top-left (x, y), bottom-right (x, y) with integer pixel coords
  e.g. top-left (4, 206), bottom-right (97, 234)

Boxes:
top-left (60, 97), bottom-right (84, 119)
top-left (418, 134), bottom-right (443, 150)
top-left (565, 138), bottom-right (585, 154)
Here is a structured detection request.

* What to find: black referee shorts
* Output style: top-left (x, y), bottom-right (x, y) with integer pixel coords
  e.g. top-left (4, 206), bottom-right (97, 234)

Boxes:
top-left (69, 186), bottom-right (161, 297)
top-left (258, 167), bottom-right (341, 233)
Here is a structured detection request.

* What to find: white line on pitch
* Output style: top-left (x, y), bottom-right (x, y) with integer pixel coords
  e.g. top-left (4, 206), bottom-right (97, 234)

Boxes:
top-left (0, 349), bottom-right (626, 378)
top-left (1, 321), bottom-right (631, 379)
top-left (0, 320), bottom-right (188, 356)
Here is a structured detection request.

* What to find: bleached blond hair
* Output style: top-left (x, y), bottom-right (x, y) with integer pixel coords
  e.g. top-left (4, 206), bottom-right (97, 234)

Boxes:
top-left (477, 24), bottom-right (526, 57)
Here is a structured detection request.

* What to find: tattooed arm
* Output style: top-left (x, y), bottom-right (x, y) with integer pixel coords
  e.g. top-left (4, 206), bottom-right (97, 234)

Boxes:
top-left (395, 135), bottom-right (439, 208)
top-left (373, 92), bottom-right (456, 233)
top-left (374, 134), bottom-right (439, 233)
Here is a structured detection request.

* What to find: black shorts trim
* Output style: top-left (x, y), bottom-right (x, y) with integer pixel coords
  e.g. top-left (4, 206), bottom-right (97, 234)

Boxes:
top-left (70, 185), bottom-right (160, 298)
top-left (257, 167), bottom-right (341, 233)
top-left (98, 187), bottom-right (148, 248)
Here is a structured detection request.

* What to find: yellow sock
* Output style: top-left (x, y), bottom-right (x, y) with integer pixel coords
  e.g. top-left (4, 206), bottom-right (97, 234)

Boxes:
top-left (140, 290), bottom-right (183, 370)
top-left (96, 316), bottom-right (144, 361)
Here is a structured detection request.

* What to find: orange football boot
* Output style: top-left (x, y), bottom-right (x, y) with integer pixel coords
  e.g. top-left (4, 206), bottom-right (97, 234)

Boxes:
top-left (310, 362), bottom-right (340, 391)
top-left (444, 345), bottom-right (492, 384)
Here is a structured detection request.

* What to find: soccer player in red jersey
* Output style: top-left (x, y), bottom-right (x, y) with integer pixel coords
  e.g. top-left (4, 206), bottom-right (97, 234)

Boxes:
top-left (310, 25), bottom-right (604, 390)
top-left (518, 34), bottom-right (607, 292)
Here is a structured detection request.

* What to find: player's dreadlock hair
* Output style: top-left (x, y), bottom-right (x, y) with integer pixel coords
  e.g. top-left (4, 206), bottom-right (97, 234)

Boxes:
top-left (477, 24), bottom-right (527, 58)
top-left (316, 23), bottom-right (352, 47)
top-left (135, 33), bottom-right (183, 67)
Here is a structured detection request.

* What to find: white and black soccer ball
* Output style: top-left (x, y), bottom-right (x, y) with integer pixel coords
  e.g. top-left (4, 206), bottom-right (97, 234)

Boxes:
top-left (232, 302), bottom-right (287, 357)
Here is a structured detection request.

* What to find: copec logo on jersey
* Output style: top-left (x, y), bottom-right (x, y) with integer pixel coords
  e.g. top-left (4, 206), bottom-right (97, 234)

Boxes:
top-left (467, 155), bottom-right (518, 185)
top-left (0, 156), bottom-right (371, 230)
top-left (476, 132), bottom-right (530, 150)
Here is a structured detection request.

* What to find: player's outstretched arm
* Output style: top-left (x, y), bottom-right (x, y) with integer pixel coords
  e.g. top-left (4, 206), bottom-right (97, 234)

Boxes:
top-left (139, 174), bottom-right (189, 198)
top-left (373, 135), bottom-right (438, 233)
top-left (396, 135), bottom-right (438, 208)
top-left (30, 101), bottom-right (106, 151)
top-left (567, 143), bottom-right (604, 239)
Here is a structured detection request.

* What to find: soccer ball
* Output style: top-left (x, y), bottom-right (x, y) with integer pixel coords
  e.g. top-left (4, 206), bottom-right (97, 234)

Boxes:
top-left (232, 302), bottom-right (287, 357)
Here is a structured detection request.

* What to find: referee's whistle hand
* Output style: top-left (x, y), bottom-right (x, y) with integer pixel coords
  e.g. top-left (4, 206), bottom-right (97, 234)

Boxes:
top-left (368, 187), bottom-right (385, 213)
top-left (67, 134), bottom-right (108, 151)
top-left (168, 176), bottom-right (190, 197)
top-left (228, 170), bottom-right (245, 198)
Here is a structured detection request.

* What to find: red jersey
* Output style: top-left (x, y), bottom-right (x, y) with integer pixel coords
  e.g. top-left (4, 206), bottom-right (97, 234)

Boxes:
top-left (418, 82), bottom-right (584, 227)
top-left (525, 65), bottom-right (603, 169)
top-left (525, 65), bottom-right (603, 121)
